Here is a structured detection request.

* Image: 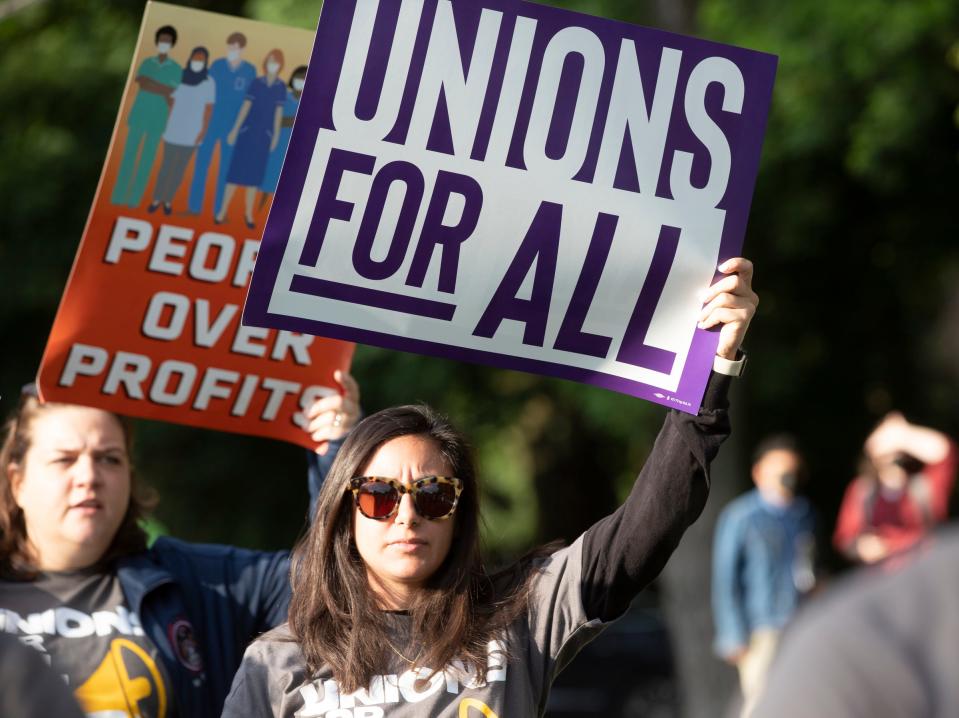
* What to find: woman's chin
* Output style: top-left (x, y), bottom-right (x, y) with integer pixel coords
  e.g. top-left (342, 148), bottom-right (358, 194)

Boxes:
top-left (62, 524), bottom-right (115, 559)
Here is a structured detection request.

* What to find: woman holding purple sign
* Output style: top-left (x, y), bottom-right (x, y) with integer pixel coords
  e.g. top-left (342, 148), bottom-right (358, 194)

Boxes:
top-left (221, 259), bottom-right (757, 717)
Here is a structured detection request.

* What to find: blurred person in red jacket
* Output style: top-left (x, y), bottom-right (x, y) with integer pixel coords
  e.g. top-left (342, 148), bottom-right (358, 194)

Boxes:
top-left (833, 412), bottom-right (957, 565)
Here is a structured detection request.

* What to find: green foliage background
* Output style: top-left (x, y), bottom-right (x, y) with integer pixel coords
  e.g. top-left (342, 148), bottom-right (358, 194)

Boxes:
top-left (1, 0), bottom-right (957, 574)
top-left (2, 0), bottom-right (958, 713)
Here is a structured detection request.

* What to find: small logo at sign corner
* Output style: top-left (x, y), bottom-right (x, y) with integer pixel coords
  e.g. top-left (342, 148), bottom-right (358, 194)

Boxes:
top-left (654, 391), bottom-right (693, 408)
top-left (168, 618), bottom-right (204, 673)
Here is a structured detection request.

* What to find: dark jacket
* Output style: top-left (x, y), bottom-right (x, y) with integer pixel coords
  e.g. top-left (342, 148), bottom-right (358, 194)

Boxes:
top-left (114, 441), bottom-right (341, 716)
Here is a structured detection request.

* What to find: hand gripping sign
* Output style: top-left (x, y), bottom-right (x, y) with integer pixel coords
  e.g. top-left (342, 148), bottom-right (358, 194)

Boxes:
top-left (37, 2), bottom-right (353, 449)
top-left (244, 0), bottom-right (776, 413)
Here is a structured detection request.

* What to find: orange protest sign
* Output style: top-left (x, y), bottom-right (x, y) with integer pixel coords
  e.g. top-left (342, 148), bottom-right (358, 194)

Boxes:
top-left (37, 2), bottom-right (353, 450)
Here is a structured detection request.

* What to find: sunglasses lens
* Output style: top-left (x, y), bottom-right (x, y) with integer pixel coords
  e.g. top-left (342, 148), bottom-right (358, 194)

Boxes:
top-left (414, 482), bottom-right (457, 519)
top-left (357, 482), bottom-right (398, 519)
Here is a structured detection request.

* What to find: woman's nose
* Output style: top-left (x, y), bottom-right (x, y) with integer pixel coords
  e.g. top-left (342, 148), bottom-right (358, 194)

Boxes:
top-left (71, 455), bottom-right (99, 487)
top-left (393, 492), bottom-right (420, 525)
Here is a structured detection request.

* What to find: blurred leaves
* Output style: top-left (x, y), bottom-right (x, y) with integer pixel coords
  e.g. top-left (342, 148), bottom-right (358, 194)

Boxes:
top-left (699, 0), bottom-right (959, 528)
top-left (248, 0), bottom-right (322, 29)
top-left (0, 1), bottom-right (136, 311)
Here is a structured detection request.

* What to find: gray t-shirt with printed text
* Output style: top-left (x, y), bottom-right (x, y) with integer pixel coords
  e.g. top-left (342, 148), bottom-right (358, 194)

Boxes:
top-left (222, 537), bottom-right (604, 718)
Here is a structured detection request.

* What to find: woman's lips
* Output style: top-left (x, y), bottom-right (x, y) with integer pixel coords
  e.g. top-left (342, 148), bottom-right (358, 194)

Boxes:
top-left (388, 538), bottom-right (427, 550)
top-left (70, 498), bottom-right (103, 513)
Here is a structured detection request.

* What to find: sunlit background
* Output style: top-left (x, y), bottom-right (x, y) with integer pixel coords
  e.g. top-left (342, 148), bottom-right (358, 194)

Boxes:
top-left (2, 0), bottom-right (958, 715)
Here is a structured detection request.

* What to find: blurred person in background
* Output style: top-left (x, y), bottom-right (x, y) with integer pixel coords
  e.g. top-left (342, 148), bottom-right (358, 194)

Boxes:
top-left (0, 371), bottom-right (359, 716)
top-left (833, 412), bottom-right (957, 565)
top-left (712, 434), bottom-right (816, 718)
top-left (754, 525), bottom-right (959, 717)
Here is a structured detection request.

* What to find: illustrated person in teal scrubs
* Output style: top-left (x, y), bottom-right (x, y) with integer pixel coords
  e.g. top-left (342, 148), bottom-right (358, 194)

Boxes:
top-left (257, 65), bottom-right (307, 211)
top-left (110, 26), bottom-right (182, 208)
top-left (186, 32), bottom-right (257, 218)
top-left (216, 49), bottom-right (287, 229)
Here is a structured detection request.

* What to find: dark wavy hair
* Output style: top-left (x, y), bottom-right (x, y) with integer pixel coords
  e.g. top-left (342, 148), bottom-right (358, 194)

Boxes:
top-left (288, 404), bottom-right (543, 692)
top-left (751, 433), bottom-right (802, 465)
top-left (0, 392), bottom-right (155, 579)
top-left (155, 25), bottom-right (177, 46)
top-left (288, 65), bottom-right (308, 90)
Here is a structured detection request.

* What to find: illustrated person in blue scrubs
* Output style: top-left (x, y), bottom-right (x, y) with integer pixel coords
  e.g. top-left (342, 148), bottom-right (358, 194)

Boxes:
top-left (257, 65), bottom-right (307, 211)
top-left (111, 26), bottom-right (182, 208)
top-left (216, 49), bottom-right (287, 229)
top-left (185, 32), bottom-right (256, 218)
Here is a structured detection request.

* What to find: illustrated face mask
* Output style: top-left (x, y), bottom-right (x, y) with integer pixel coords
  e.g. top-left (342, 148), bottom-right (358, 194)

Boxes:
top-left (190, 60), bottom-right (205, 73)
top-left (157, 41), bottom-right (172, 54)
top-left (227, 47), bottom-right (241, 62)
top-left (292, 78), bottom-right (305, 91)
top-left (266, 60), bottom-right (281, 74)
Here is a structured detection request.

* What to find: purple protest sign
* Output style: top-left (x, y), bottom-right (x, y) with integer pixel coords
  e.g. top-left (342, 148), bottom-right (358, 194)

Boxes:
top-left (244, 0), bottom-right (776, 413)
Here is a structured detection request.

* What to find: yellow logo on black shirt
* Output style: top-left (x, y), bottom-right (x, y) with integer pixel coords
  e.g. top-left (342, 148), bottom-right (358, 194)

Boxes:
top-left (74, 638), bottom-right (168, 717)
top-left (459, 698), bottom-right (499, 717)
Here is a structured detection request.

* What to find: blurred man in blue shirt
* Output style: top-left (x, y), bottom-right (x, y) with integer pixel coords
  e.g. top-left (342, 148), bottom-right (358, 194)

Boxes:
top-left (712, 435), bottom-right (816, 717)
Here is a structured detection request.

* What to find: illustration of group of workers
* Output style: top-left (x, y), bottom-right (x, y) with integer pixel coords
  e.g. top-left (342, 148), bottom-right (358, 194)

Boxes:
top-left (110, 25), bottom-right (307, 227)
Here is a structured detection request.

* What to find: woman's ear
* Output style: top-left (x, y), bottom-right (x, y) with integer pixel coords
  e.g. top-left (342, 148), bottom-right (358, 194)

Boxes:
top-left (7, 463), bottom-right (23, 504)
